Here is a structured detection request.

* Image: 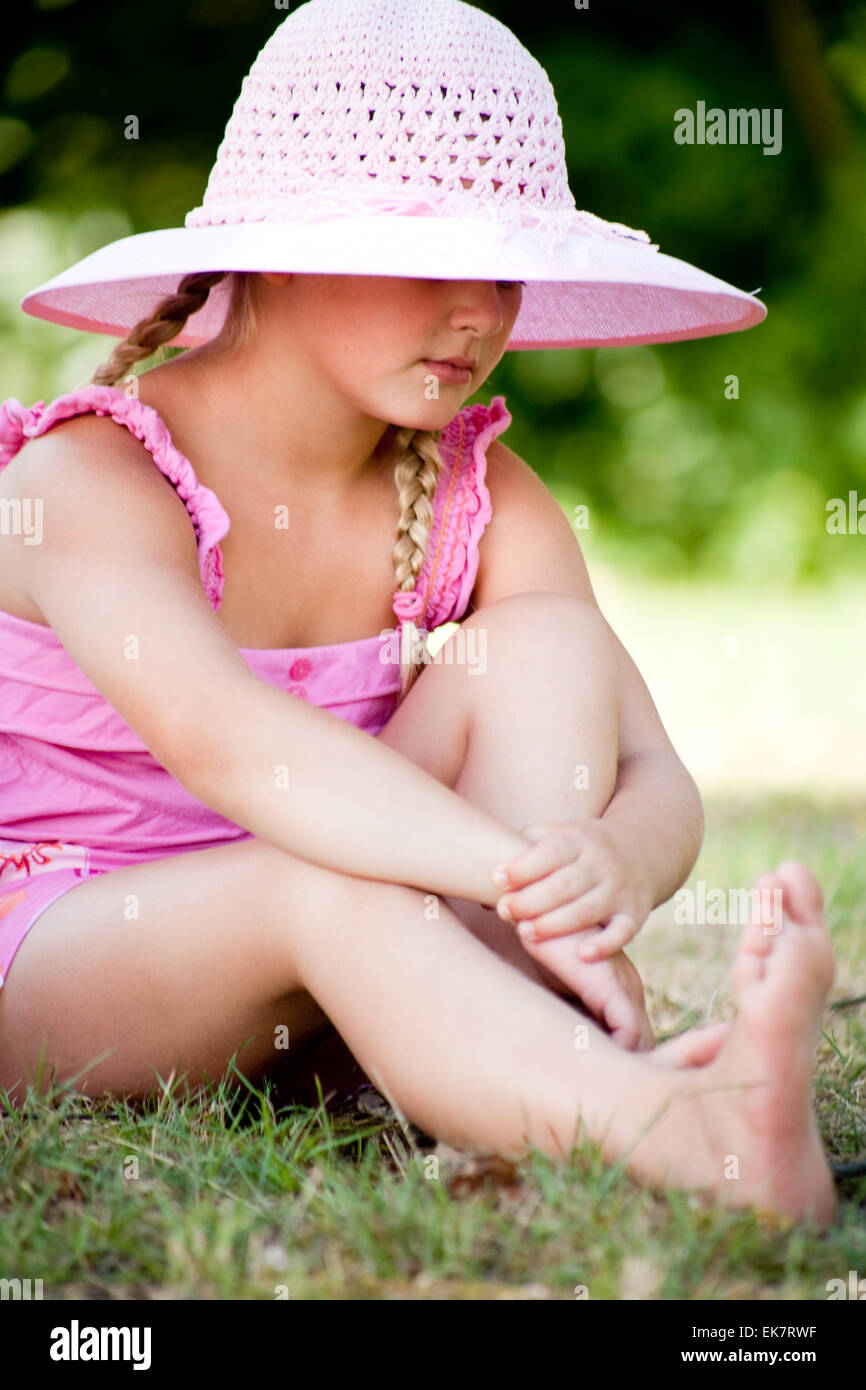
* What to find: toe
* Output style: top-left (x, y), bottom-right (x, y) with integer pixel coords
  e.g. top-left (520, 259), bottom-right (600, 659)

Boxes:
top-left (776, 860), bottom-right (824, 924)
top-left (649, 1021), bottom-right (732, 1069)
top-left (732, 938), bottom-right (765, 995)
top-left (732, 878), bottom-right (781, 996)
top-left (739, 872), bottom-right (784, 948)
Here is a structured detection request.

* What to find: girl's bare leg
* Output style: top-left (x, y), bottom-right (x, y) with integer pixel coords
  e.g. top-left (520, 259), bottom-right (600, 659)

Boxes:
top-left (377, 592), bottom-right (622, 996)
top-left (0, 816), bottom-right (836, 1225)
top-left (0, 596), bottom-right (836, 1221)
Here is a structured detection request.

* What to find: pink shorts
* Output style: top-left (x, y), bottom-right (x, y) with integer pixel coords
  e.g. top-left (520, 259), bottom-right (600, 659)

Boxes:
top-left (0, 839), bottom-right (110, 991)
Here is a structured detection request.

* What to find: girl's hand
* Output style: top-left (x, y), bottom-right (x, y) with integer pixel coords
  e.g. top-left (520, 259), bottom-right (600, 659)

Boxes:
top-left (491, 819), bottom-right (653, 962)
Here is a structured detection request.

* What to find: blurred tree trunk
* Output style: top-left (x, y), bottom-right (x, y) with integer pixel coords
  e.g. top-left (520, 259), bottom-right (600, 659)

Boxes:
top-left (765, 0), bottom-right (853, 167)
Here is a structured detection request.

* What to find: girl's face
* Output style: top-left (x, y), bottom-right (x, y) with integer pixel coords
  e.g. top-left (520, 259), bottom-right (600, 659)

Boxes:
top-left (257, 272), bottom-right (523, 431)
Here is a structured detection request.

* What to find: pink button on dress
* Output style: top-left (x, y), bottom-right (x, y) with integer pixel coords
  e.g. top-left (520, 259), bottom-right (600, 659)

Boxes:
top-left (0, 383), bottom-right (512, 989)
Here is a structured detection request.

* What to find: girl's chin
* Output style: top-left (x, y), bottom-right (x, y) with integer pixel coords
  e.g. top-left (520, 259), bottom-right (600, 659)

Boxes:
top-left (378, 394), bottom-right (469, 429)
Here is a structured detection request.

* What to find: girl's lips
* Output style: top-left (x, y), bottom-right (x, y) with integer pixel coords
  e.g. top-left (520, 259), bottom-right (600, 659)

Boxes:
top-left (422, 359), bottom-right (473, 384)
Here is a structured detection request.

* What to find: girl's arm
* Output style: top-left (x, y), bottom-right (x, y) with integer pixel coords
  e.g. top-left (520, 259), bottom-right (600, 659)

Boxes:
top-left (599, 746), bottom-right (704, 913)
top-left (192, 675), bottom-right (526, 903)
top-left (18, 423), bottom-right (527, 906)
top-left (470, 439), bottom-right (705, 916)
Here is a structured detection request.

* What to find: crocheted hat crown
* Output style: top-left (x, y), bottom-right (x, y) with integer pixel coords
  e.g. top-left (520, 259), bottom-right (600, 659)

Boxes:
top-left (18, 0), bottom-right (767, 347)
top-left (185, 0), bottom-right (578, 237)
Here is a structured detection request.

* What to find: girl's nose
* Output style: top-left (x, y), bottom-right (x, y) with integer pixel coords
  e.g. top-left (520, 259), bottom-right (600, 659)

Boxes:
top-left (447, 282), bottom-right (508, 337)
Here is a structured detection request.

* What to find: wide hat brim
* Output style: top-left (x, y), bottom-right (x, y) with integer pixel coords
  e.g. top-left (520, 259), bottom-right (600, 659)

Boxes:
top-left (19, 215), bottom-right (766, 350)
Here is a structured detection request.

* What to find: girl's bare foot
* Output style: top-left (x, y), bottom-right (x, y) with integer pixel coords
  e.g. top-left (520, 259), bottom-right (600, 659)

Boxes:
top-left (660, 860), bottom-right (837, 1224)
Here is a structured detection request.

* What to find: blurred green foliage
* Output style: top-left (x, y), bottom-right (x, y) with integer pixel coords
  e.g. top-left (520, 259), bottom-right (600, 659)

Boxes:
top-left (1, 0), bottom-right (864, 584)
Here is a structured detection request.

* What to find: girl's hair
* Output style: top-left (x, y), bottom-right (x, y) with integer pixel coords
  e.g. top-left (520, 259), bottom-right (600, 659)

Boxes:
top-left (89, 269), bottom-right (445, 704)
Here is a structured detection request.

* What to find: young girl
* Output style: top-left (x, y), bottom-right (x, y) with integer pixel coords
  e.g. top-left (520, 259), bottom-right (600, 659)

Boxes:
top-left (0, 0), bottom-right (836, 1224)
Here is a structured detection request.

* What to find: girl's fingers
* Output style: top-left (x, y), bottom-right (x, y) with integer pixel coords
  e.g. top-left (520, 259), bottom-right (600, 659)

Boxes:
top-left (512, 886), bottom-right (613, 943)
top-left (576, 914), bottom-right (637, 961)
top-left (497, 862), bottom-right (597, 926)
top-left (493, 827), bottom-right (581, 891)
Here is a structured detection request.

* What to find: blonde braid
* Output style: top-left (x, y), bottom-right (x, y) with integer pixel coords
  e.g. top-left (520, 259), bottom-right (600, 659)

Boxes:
top-left (88, 270), bottom-right (256, 388)
top-left (391, 425), bottom-right (445, 703)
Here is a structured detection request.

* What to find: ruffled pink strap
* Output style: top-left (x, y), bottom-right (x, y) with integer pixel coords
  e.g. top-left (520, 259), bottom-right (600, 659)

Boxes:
top-left (0, 385), bottom-right (231, 611)
top-left (0, 397), bottom-right (47, 469)
top-left (391, 396), bottom-right (510, 631)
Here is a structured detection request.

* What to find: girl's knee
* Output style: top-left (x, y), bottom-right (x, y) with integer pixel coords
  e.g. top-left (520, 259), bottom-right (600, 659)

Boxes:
top-left (461, 592), bottom-right (618, 679)
top-left (465, 591), bottom-right (611, 641)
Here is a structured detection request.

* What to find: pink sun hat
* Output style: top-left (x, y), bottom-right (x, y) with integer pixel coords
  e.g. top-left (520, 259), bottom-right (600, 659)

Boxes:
top-left (18, 0), bottom-right (766, 351)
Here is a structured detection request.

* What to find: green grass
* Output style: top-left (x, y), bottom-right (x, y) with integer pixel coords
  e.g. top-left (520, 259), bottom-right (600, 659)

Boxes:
top-left (0, 794), bottom-right (864, 1301)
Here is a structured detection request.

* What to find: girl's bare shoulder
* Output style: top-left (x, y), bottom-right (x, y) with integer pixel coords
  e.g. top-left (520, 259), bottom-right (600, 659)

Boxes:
top-left (472, 439), bottom-right (597, 609)
top-left (9, 407), bottom-right (195, 538)
top-left (0, 407), bottom-right (202, 622)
